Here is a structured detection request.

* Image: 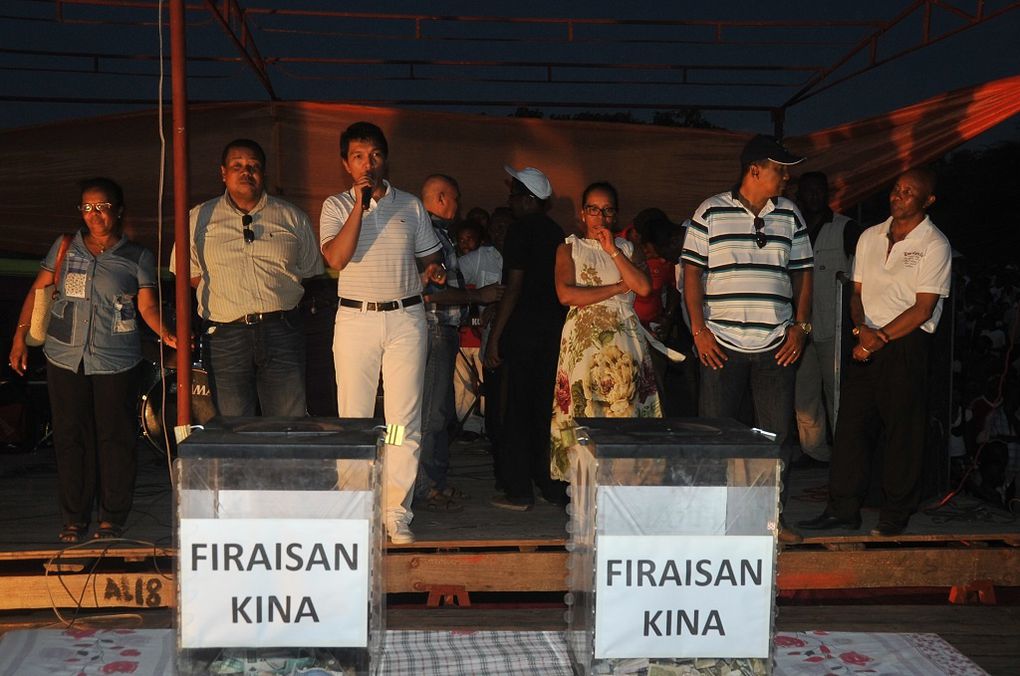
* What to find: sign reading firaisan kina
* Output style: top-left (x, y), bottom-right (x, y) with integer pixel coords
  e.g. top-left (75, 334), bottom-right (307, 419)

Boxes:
top-left (179, 518), bottom-right (370, 648)
top-left (594, 535), bottom-right (774, 659)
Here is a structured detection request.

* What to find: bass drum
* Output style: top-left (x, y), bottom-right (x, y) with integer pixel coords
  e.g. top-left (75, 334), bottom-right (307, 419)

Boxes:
top-left (140, 367), bottom-right (217, 456)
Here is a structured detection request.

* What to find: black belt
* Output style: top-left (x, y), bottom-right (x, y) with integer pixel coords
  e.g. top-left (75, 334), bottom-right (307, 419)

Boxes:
top-left (339, 295), bottom-right (422, 312)
top-left (223, 310), bottom-right (287, 325)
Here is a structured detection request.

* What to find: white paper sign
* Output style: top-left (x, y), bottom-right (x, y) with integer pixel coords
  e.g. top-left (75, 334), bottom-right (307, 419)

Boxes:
top-left (594, 535), bottom-right (774, 659)
top-left (597, 486), bottom-right (727, 535)
top-left (179, 518), bottom-right (370, 648)
top-left (179, 489), bottom-right (372, 519)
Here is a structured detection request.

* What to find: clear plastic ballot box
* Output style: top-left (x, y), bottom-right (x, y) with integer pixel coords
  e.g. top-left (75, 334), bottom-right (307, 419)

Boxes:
top-left (565, 418), bottom-right (782, 676)
top-left (174, 417), bottom-right (384, 676)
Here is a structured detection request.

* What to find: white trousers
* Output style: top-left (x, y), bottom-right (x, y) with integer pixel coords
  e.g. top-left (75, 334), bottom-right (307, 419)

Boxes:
top-left (333, 304), bottom-right (426, 528)
top-left (794, 338), bottom-right (837, 461)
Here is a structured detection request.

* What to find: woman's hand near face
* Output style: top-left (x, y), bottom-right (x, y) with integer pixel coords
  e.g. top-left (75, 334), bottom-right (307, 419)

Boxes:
top-left (590, 223), bottom-right (617, 255)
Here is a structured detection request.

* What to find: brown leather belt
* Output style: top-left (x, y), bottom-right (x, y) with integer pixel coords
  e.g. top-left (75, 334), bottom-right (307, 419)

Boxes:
top-left (339, 295), bottom-right (422, 312)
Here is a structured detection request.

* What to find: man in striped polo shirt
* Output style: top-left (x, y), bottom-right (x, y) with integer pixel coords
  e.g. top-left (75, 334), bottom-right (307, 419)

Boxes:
top-left (682, 134), bottom-right (814, 543)
top-left (320, 122), bottom-right (445, 545)
top-left (172, 138), bottom-right (323, 418)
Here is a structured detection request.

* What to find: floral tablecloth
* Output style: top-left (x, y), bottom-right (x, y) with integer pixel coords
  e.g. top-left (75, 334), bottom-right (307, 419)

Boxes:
top-left (0, 627), bottom-right (989, 675)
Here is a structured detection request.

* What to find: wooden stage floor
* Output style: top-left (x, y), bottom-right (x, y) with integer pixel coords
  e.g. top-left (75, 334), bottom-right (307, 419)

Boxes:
top-left (1, 435), bottom-right (1018, 608)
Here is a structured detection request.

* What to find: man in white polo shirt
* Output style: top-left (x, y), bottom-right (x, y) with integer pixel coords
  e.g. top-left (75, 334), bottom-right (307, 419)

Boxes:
top-left (800, 168), bottom-right (951, 537)
top-left (682, 134), bottom-right (814, 543)
top-left (172, 138), bottom-right (323, 417)
top-left (320, 122), bottom-right (444, 545)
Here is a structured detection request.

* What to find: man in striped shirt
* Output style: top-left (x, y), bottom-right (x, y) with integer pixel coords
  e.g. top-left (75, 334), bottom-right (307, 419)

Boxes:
top-left (682, 134), bottom-right (814, 543)
top-left (172, 138), bottom-right (323, 418)
top-left (320, 122), bottom-right (445, 545)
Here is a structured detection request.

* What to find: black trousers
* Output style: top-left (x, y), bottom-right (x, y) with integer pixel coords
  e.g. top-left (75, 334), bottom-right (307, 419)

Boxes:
top-left (495, 329), bottom-right (565, 501)
top-left (827, 330), bottom-right (931, 524)
top-left (48, 360), bottom-right (142, 527)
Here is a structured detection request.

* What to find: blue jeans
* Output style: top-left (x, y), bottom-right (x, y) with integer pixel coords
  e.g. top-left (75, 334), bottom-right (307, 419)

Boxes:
top-left (417, 322), bottom-right (460, 495)
top-left (698, 343), bottom-right (795, 505)
top-left (205, 309), bottom-right (307, 417)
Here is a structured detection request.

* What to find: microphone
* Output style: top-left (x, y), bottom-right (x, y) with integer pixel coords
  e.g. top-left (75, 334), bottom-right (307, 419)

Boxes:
top-left (361, 186), bottom-right (372, 211)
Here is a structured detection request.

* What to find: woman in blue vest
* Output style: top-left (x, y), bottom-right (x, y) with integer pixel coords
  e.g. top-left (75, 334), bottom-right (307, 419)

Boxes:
top-left (9, 177), bottom-right (176, 543)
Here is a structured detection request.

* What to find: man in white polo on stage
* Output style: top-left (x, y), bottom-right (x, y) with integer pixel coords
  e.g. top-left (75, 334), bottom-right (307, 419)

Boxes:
top-left (320, 122), bottom-right (444, 545)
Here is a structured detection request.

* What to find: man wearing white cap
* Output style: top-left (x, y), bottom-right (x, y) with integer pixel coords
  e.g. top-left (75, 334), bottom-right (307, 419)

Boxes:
top-left (485, 166), bottom-right (568, 510)
top-left (681, 134), bottom-right (814, 543)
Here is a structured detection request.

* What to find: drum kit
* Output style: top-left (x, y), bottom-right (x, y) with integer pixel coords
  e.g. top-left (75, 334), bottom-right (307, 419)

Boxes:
top-left (139, 337), bottom-right (217, 457)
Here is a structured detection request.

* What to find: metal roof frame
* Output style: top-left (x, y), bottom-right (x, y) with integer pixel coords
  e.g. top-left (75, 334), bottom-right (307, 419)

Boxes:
top-left (3, 0), bottom-right (1017, 135)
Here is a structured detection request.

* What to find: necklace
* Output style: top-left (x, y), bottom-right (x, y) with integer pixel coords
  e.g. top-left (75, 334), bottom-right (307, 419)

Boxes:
top-left (88, 234), bottom-right (114, 253)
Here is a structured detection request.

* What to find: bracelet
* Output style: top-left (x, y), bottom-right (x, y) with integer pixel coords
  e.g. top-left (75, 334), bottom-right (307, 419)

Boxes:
top-left (17, 322), bottom-right (29, 329)
top-left (693, 327), bottom-right (706, 338)
top-left (609, 250), bottom-right (620, 259)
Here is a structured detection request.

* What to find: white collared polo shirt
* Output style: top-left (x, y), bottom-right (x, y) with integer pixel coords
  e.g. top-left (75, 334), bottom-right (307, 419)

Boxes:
top-left (319, 180), bottom-right (441, 302)
top-left (852, 215), bottom-right (951, 334)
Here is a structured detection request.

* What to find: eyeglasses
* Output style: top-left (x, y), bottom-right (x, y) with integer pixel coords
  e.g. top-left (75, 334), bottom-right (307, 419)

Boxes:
top-left (242, 214), bottom-right (255, 244)
top-left (583, 205), bottom-right (618, 218)
top-left (78, 202), bottom-right (113, 213)
top-left (753, 217), bottom-right (767, 248)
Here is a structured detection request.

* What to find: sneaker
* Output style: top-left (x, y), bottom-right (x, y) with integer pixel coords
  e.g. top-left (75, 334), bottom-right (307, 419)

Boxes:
top-left (491, 494), bottom-right (534, 511)
top-left (387, 522), bottom-right (415, 545)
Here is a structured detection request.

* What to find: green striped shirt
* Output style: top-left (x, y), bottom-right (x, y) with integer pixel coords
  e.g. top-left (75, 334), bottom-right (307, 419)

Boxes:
top-left (681, 191), bottom-right (813, 352)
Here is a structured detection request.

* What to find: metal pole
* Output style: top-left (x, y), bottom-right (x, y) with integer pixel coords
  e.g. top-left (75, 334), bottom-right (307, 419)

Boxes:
top-left (170, 0), bottom-right (192, 428)
top-left (772, 107), bottom-right (786, 139)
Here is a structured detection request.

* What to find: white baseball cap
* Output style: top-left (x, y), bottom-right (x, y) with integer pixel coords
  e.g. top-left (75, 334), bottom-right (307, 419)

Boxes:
top-left (504, 165), bottom-right (553, 199)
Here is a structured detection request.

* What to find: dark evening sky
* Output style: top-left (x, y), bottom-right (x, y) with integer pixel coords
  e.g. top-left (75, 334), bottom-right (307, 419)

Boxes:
top-left (2, 1), bottom-right (1018, 145)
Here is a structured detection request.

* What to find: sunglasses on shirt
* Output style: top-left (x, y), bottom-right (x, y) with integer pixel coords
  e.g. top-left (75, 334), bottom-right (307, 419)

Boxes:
top-left (242, 214), bottom-right (255, 244)
top-left (753, 217), bottom-right (767, 249)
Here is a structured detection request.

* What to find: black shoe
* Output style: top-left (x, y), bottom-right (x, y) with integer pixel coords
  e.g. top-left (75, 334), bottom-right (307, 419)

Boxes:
top-left (797, 512), bottom-right (862, 531)
top-left (870, 520), bottom-right (907, 537)
top-left (539, 492), bottom-right (570, 507)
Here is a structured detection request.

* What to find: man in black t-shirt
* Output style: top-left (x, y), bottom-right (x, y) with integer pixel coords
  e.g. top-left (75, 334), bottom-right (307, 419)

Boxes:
top-left (485, 165), bottom-right (568, 510)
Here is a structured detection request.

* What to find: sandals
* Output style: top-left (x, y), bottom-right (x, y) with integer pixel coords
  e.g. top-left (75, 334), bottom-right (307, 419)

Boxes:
top-left (58, 523), bottom-right (88, 544)
top-left (423, 487), bottom-right (464, 513)
top-left (92, 522), bottom-right (124, 540)
top-left (434, 485), bottom-right (470, 500)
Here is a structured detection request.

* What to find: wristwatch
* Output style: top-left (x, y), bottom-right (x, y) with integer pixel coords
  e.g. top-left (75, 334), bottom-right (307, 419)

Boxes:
top-left (795, 321), bottom-right (812, 335)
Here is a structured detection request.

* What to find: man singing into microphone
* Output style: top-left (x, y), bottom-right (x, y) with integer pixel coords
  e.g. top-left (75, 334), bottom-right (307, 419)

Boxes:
top-left (320, 121), bottom-right (444, 545)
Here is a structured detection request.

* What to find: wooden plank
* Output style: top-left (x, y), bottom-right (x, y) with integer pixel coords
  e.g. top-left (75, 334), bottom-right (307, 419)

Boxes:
top-left (384, 551), bottom-right (568, 593)
top-left (799, 532), bottom-right (1019, 546)
top-left (2, 546), bottom-right (1017, 610)
top-left (385, 538), bottom-right (566, 551)
top-left (0, 573), bottom-right (175, 610)
top-left (0, 547), bottom-right (173, 561)
top-left (778, 548), bottom-right (1020, 589)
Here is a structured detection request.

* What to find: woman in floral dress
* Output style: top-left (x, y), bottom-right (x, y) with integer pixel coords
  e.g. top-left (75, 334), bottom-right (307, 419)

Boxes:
top-left (549, 182), bottom-right (663, 480)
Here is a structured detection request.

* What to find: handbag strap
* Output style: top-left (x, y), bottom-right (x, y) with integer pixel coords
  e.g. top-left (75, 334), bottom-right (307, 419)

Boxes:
top-left (51, 234), bottom-right (73, 289)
